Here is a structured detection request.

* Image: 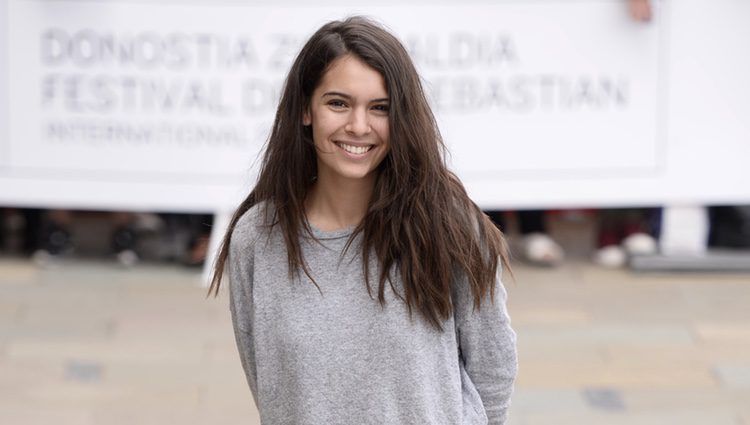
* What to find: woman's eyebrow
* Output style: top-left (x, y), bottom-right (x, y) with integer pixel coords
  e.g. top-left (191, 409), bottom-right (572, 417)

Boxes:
top-left (322, 92), bottom-right (389, 103)
top-left (322, 91), bottom-right (352, 99)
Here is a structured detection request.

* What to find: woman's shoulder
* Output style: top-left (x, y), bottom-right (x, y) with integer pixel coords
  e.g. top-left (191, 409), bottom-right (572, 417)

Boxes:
top-left (235, 201), bottom-right (270, 230)
top-left (231, 201), bottom-right (274, 251)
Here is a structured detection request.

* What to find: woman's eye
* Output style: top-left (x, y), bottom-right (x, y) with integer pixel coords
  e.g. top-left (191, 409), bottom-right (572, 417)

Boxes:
top-left (372, 104), bottom-right (390, 113)
top-left (328, 100), bottom-right (347, 109)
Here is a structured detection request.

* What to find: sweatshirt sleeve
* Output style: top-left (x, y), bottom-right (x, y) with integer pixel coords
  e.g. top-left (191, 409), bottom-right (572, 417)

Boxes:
top-left (228, 216), bottom-right (259, 406)
top-left (453, 267), bottom-right (518, 425)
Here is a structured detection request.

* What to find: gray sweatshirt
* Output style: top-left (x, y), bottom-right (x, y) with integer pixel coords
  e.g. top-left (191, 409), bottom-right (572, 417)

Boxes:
top-left (228, 203), bottom-right (517, 425)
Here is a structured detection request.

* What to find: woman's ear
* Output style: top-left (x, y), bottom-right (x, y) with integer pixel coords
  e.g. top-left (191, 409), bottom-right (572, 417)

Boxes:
top-left (303, 108), bottom-right (311, 126)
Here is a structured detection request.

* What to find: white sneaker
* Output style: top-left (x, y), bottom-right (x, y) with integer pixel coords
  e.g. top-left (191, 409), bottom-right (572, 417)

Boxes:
top-left (521, 233), bottom-right (564, 267)
top-left (594, 245), bottom-right (627, 268)
top-left (32, 249), bottom-right (57, 268)
top-left (622, 232), bottom-right (658, 256)
top-left (132, 213), bottom-right (164, 233)
top-left (116, 249), bottom-right (139, 268)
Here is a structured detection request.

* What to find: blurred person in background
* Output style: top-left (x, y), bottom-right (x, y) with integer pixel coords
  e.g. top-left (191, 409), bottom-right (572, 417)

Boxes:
top-left (594, 208), bottom-right (660, 267)
top-left (708, 206), bottom-right (750, 249)
top-left (31, 209), bottom-right (140, 266)
top-left (208, 17), bottom-right (517, 425)
top-left (629, 0), bottom-right (652, 22)
top-left (486, 210), bottom-right (565, 267)
top-left (590, 0), bottom-right (659, 268)
top-left (158, 212), bottom-right (214, 267)
top-left (0, 208), bottom-right (42, 256)
top-left (185, 214), bottom-right (213, 267)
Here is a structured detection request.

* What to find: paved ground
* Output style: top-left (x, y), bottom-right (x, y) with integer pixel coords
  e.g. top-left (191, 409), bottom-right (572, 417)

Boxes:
top-left (0, 257), bottom-right (749, 425)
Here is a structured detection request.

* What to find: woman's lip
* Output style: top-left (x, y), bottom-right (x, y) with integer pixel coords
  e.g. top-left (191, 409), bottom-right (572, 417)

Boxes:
top-left (335, 141), bottom-right (375, 148)
top-left (334, 142), bottom-right (376, 158)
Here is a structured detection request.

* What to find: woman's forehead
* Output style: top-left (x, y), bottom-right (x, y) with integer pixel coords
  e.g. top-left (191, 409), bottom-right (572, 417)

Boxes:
top-left (315, 55), bottom-right (388, 100)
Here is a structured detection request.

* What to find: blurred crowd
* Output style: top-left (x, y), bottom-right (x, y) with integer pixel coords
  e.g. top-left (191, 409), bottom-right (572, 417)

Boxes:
top-left (0, 208), bottom-right (212, 268)
top-left (485, 206), bottom-right (750, 268)
top-left (0, 206), bottom-right (748, 269)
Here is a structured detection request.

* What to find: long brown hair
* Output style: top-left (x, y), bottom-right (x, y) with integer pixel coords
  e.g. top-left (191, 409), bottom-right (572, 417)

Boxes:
top-left (208, 16), bottom-right (510, 330)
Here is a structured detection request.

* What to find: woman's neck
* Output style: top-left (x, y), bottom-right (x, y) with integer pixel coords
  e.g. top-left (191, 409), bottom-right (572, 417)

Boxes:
top-left (305, 173), bottom-right (375, 232)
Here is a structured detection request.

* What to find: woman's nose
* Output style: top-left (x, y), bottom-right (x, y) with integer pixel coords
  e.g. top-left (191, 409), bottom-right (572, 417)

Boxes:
top-left (345, 108), bottom-right (371, 136)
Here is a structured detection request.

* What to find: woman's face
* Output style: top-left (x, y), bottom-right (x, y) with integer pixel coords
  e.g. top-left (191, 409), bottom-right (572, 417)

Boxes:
top-left (304, 54), bottom-right (390, 185)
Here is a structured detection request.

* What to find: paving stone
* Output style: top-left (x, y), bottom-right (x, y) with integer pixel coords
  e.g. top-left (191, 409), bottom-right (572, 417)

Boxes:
top-left (91, 406), bottom-right (205, 425)
top-left (0, 360), bottom-right (64, 402)
top-left (679, 284), bottom-right (750, 321)
top-left (714, 364), bottom-right (750, 389)
top-left (0, 302), bottom-right (23, 325)
top-left (191, 405), bottom-right (261, 425)
top-left (0, 259), bottom-right (38, 285)
top-left (694, 322), bottom-right (750, 342)
top-left (104, 363), bottom-right (211, 389)
top-left (84, 385), bottom-right (203, 425)
top-left (112, 316), bottom-right (234, 345)
top-left (521, 409), bottom-right (739, 425)
top-left (65, 359), bottom-right (103, 383)
top-left (601, 344), bottom-right (707, 364)
top-left (511, 307), bottom-right (591, 325)
top-left (622, 388), bottom-right (734, 410)
top-left (518, 324), bottom-right (695, 346)
top-left (7, 339), bottom-right (205, 365)
top-left (197, 380), bottom-right (260, 423)
top-left (695, 342), bottom-right (750, 363)
top-left (510, 388), bottom-right (589, 414)
top-left (517, 338), bottom-right (606, 363)
top-left (26, 381), bottom-right (128, 404)
top-left (518, 357), bottom-right (717, 389)
top-left (582, 387), bottom-right (626, 411)
top-left (0, 403), bottom-right (93, 425)
top-left (728, 389), bottom-right (750, 412)
top-left (0, 321), bottom-right (113, 341)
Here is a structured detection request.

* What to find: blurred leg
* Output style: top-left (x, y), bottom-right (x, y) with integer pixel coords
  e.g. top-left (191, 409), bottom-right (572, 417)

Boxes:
top-left (111, 212), bottom-right (139, 266)
top-left (38, 210), bottom-right (74, 256)
top-left (518, 210), bottom-right (564, 267)
top-left (518, 210), bottom-right (545, 235)
top-left (21, 209), bottom-right (43, 255)
top-left (184, 214), bottom-right (213, 267)
top-left (485, 210), bottom-right (507, 232)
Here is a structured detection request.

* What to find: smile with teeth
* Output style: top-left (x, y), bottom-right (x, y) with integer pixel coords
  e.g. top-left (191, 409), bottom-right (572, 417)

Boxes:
top-left (336, 142), bottom-right (374, 155)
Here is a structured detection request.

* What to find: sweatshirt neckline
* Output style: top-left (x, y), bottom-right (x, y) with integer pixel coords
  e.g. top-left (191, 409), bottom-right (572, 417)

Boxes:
top-left (306, 221), bottom-right (357, 240)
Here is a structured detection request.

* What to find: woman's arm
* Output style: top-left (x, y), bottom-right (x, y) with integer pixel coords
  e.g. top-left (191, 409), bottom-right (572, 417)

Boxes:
top-left (453, 268), bottom-right (518, 425)
top-left (228, 217), bottom-right (259, 405)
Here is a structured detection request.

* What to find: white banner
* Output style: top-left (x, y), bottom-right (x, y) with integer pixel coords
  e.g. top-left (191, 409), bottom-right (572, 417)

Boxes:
top-left (0, 0), bottom-right (748, 211)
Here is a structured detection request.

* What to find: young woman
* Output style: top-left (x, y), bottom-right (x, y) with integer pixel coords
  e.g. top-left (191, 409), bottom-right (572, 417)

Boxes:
top-left (209, 16), bottom-right (517, 425)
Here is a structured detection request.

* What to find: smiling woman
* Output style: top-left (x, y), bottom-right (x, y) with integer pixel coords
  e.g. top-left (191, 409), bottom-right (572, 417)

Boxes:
top-left (303, 55), bottom-right (391, 229)
top-left (208, 16), bottom-right (517, 425)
